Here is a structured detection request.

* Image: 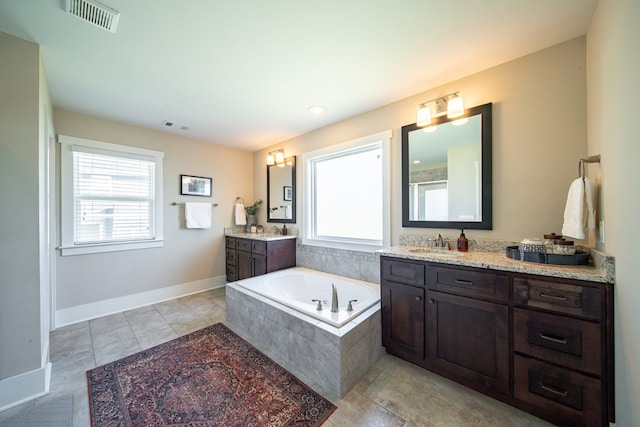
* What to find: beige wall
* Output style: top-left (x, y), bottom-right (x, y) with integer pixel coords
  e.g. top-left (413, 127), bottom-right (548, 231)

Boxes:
top-left (587, 0), bottom-right (640, 424)
top-left (53, 109), bottom-right (254, 309)
top-left (0, 32), bottom-right (43, 381)
top-left (254, 37), bottom-right (588, 244)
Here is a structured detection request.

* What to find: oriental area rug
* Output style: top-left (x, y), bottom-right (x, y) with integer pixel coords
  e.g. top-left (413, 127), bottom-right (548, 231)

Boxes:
top-left (87, 323), bottom-right (335, 426)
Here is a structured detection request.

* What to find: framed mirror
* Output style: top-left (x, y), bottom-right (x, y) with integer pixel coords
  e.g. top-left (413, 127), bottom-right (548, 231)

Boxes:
top-left (267, 156), bottom-right (296, 223)
top-left (402, 103), bottom-right (492, 229)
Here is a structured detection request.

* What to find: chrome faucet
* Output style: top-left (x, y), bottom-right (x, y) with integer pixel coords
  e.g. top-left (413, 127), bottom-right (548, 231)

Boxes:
top-left (331, 284), bottom-right (339, 313)
top-left (271, 225), bottom-right (280, 235)
top-left (435, 233), bottom-right (447, 249)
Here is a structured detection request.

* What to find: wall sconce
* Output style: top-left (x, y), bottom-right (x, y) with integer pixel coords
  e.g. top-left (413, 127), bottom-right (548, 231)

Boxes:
top-left (416, 92), bottom-right (464, 127)
top-left (266, 149), bottom-right (285, 166)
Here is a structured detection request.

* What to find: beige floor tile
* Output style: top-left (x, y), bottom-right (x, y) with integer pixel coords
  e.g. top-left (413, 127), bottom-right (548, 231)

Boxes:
top-left (327, 389), bottom-right (406, 427)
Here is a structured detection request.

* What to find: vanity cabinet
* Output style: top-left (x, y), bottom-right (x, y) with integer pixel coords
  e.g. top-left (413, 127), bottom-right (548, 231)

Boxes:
top-left (225, 236), bottom-right (295, 281)
top-left (380, 255), bottom-right (614, 427)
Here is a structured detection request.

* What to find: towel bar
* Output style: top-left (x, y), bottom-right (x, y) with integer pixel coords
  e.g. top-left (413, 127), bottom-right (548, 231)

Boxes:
top-left (171, 202), bottom-right (218, 207)
top-left (578, 154), bottom-right (601, 179)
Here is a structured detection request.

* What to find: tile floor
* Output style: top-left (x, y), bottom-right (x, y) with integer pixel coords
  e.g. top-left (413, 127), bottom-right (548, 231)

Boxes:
top-left (0, 287), bottom-right (554, 427)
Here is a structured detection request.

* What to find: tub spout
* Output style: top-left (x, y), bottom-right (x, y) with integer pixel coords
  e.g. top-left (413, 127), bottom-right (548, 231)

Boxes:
top-left (331, 284), bottom-right (339, 313)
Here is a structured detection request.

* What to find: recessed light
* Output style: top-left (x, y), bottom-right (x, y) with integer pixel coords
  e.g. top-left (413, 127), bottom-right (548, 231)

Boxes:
top-left (308, 105), bottom-right (325, 115)
top-left (163, 121), bottom-right (174, 127)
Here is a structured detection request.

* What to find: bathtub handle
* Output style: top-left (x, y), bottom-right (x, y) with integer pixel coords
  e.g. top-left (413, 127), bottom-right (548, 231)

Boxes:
top-left (347, 299), bottom-right (358, 311)
top-left (312, 299), bottom-right (323, 311)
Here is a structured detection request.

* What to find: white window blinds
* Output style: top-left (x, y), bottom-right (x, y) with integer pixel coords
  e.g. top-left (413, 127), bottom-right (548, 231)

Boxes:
top-left (72, 148), bottom-right (156, 244)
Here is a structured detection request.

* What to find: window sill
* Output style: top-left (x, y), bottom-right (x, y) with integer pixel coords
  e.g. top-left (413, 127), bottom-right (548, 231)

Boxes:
top-left (60, 240), bottom-right (164, 256)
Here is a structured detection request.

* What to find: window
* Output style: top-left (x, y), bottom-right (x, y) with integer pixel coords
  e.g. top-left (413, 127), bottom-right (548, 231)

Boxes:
top-left (302, 130), bottom-right (391, 252)
top-left (59, 135), bottom-right (164, 255)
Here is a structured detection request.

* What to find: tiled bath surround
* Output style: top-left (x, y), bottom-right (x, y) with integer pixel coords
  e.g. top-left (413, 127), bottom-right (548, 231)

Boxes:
top-left (225, 282), bottom-right (385, 400)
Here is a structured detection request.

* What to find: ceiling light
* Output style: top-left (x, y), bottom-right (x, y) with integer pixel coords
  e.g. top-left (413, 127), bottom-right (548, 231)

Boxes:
top-left (308, 106), bottom-right (325, 115)
top-left (416, 92), bottom-right (464, 127)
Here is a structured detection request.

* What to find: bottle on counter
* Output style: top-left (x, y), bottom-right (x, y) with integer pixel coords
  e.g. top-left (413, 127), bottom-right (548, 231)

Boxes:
top-left (282, 224), bottom-right (288, 235)
top-left (457, 229), bottom-right (468, 252)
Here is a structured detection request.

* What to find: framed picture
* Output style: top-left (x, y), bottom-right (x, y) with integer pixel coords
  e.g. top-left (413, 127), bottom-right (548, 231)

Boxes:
top-left (283, 186), bottom-right (292, 201)
top-left (180, 175), bottom-right (212, 197)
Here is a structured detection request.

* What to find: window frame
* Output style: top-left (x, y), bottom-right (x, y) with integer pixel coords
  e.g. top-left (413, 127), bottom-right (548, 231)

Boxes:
top-left (302, 130), bottom-right (391, 252)
top-left (59, 134), bottom-right (164, 256)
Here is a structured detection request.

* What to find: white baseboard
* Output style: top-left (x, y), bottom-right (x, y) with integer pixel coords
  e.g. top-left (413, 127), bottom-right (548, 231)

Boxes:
top-left (0, 362), bottom-right (51, 412)
top-left (55, 275), bottom-right (227, 328)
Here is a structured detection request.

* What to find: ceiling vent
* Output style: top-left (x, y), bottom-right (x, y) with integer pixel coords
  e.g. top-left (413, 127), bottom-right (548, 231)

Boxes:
top-left (65, 0), bottom-right (120, 33)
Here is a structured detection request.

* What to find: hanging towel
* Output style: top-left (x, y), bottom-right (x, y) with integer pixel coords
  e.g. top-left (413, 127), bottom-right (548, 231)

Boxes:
top-left (561, 177), bottom-right (596, 239)
top-left (235, 201), bottom-right (247, 225)
top-left (185, 202), bottom-right (211, 229)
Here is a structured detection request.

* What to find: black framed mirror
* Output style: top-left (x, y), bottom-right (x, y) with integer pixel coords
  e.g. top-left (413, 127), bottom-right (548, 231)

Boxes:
top-left (267, 156), bottom-right (296, 223)
top-left (402, 103), bottom-right (492, 229)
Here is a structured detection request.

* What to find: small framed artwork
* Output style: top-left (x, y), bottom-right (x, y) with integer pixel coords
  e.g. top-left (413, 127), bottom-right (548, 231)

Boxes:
top-left (180, 175), bottom-right (212, 197)
top-left (283, 186), bottom-right (292, 201)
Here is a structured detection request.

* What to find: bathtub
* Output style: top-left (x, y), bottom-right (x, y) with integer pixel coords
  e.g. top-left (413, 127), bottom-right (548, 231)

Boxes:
top-left (235, 267), bottom-right (380, 327)
top-left (226, 267), bottom-right (384, 399)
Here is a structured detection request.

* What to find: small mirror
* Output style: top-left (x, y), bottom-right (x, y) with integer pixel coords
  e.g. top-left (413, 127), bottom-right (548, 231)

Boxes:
top-left (267, 156), bottom-right (296, 223)
top-left (402, 103), bottom-right (492, 229)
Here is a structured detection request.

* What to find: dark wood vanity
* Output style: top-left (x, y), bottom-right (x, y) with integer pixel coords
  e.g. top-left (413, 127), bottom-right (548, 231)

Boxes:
top-left (225, 235), bottom-right (296, 281)
top-left (380, 255), bottom-right (614, 427)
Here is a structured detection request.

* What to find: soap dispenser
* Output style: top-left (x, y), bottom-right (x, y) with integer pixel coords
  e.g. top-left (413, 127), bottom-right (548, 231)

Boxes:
top-left (282, 224), bottom-right (288, 235)
top-left (457, 229), bottom-right (468, 252)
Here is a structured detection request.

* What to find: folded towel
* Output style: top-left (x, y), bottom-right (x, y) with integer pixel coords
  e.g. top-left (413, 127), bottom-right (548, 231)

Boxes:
top-left (235, 202), bottom-right (246, 225)
top-left (185, 202), bottom-right (211, 229)
top-left (562, 177), bottom-right (596, 239)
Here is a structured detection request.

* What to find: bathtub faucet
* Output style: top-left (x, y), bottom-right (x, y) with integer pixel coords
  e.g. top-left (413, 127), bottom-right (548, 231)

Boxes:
top-left (331, 284), bottom-right (339, 313)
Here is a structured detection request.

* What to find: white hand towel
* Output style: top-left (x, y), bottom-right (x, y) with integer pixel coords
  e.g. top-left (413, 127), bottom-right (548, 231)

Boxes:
top-left (235, 202), bottom-right (247, 225)
top-left (562, 177), bottom-right (597, 240)
top-left (185, 202), bottom-right (211, 229)
top-left (562, 178), bottom-right (585, 239)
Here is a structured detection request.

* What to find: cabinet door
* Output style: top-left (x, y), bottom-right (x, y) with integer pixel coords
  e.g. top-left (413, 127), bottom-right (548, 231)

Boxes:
top-left (236, 250), bottom-right (253, 280)
top-left (252, 254), bottom-right (267, 277)
top-left (426, 290), bottom-right (509, 395)
top-left (381, 281), bottom-right (425, 363)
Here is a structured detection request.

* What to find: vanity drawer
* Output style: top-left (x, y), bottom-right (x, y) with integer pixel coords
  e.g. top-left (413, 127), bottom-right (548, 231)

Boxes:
top-left (381, 257), bottom-right (425, 286)
top-left (236, 238), bottom-right (252, 251)
top-left (225, 236), bottom-right (236, 248)
top-left (226, 265), bottom-right (237, 282)
top-left (514, 355), bottom-right (602, 427)
top-left (514, 308), bottom-right (601, 376)
top-left (427, 265), bottom-right (509, 302)
top-left (252, 241), bottom-right (267, 255)
top-left (514, 277), bottom-right (601, 320)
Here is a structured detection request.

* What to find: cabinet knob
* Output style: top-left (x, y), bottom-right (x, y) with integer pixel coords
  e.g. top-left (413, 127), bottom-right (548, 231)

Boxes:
top-left (428, 299), bottom-right (435, 304)
top-left (415, 296), bottom-right (422, 301)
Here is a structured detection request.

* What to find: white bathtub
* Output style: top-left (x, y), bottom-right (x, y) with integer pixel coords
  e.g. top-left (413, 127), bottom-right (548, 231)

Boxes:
top-left (235, 267), bottom-right (380, 328)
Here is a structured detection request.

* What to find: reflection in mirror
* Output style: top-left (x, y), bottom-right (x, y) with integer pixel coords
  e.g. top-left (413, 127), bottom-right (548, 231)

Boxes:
top-left (267, 156), bottom-right (296, 223)
top-left (402, 103), bottom-right (492, 229)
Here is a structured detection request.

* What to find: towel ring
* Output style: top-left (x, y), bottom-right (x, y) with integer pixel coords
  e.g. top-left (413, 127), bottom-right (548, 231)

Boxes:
top-left (235, 196), bottom-right (245, 204)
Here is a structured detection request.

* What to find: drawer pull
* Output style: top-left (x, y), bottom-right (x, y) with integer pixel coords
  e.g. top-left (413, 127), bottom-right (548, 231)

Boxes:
top-left (538, 292), bottom-right (568, 301)
top-left (415, 296), bottom-right (423, 301)
top-left (428, 298), bottom-right (435, 304)
top-left (538, 333), bottom-right (568, 345)
top-left (454, 279), bottom-right (473, 286)
top-left (539, 382), bottom-right (568, 397)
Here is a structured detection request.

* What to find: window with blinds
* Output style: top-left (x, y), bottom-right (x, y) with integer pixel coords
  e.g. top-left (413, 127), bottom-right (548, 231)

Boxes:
top-left (59, 135), bottom-right (164, 255)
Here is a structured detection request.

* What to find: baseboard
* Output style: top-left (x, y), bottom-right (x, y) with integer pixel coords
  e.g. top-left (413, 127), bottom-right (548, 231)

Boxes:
top-left (0, 362), bottom-right (51, 412)
top-left (55, 275), bottom-right (227, 328)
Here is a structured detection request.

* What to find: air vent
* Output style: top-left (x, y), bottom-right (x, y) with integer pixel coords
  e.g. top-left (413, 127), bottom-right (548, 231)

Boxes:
top-left (65, 0), bottom-right (120, 33)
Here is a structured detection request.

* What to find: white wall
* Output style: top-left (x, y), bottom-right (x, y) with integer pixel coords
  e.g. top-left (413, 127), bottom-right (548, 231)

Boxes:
top-left (53, 109), bottom-right (254, 313)
top-left (587, 0), bottom-right (640, 424)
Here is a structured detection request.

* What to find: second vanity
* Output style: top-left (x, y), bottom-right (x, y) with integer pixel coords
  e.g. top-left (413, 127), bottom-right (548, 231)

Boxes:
top-left (378, 244), bottom-right (614, 427)
top-left (225, 232), bottom-right (296, 281)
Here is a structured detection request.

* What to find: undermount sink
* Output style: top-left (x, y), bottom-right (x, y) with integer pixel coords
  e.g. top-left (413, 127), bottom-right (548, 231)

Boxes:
top-left (407, 248), bottom-right (463, 257)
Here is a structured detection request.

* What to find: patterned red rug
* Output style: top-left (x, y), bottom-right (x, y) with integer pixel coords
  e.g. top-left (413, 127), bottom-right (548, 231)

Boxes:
top-left (87, 323), bottom-right (336, 426)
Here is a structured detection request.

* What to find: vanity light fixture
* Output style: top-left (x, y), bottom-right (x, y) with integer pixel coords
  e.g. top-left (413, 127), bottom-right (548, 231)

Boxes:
top-left (266, 149), bottom-right (286, 166)
top-left (416, 92), bottom-right (464, 127)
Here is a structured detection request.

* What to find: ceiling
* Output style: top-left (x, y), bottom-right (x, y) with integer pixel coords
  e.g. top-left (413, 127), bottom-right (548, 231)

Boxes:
top-left (0, 0), bottom-right (598, 152)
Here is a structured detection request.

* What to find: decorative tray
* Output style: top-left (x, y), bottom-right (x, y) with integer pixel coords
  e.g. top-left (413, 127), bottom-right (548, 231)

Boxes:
top-left (505, 246), bottom-right (590, 266)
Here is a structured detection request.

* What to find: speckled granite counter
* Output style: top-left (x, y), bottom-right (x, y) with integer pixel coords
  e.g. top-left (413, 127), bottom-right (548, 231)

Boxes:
top-left (224, 231), bottom-right (297, 241)
top-left (378, 245), bottom-right (615, 284)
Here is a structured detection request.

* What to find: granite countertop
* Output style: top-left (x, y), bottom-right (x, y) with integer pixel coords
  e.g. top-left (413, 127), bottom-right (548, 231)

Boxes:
top-left (225, 231), bottom-right (297, 241)
top-left (378, 245), bottom-right (615, 284)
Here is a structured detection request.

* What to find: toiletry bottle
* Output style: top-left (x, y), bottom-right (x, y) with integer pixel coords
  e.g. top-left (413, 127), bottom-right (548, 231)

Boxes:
top-left (282, 224), bottom-right (287, 235)
top-left (457, 229), bottom-right (468, 252)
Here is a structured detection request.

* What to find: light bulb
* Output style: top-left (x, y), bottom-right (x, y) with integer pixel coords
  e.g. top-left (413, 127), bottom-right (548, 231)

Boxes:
top-left (275, 151), bottom-right (285, 164)
top-left (447, 96), bottom-right (464, 118)
top-left (266, 153), bottom-right (275, 165)
top-left (417, 104), bottom-right (432, 127)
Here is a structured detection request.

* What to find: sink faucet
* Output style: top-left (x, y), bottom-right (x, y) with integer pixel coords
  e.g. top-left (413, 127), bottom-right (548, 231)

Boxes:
top-left (435, 233), bottom-right (445, 248)
top-left (271, 226), bottom-right (280, 235)
top-left (331, 284), bottom-right (339, 313)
